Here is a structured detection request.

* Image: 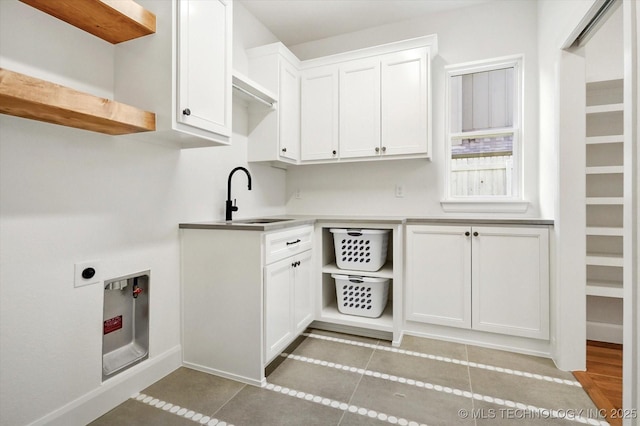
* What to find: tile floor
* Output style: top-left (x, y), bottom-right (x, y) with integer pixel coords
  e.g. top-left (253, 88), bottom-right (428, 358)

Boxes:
top-left (91, 330), bottom-right (607, 426)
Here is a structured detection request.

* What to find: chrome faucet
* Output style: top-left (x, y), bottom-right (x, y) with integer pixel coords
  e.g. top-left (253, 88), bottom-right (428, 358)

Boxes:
top-left (226, 166), bottom-right (252, 221)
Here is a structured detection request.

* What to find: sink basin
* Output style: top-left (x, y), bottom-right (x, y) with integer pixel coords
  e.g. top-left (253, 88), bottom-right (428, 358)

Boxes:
top-left (232, 218), bottom-right (294, 224)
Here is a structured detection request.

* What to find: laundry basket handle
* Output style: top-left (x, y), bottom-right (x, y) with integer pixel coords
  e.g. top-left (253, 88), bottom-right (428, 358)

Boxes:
top-left (347, 229), bottom-right (363, 237)
top-left (348, 276), bottom-right (364, 283)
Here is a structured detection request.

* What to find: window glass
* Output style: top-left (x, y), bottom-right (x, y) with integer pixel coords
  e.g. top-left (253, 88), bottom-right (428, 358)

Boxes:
top-left (446, 58), bottom-right (521, 200)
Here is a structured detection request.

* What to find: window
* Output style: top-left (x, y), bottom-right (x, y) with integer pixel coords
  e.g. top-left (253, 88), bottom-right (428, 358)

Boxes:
top-left (443, 56), bottom-right (525, 211)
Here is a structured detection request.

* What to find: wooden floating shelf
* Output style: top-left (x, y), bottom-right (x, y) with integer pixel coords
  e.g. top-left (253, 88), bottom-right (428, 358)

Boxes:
top-left (0, 68), bottom-right (155, 135)
top-left (19, 0), bottom-right (156, 44)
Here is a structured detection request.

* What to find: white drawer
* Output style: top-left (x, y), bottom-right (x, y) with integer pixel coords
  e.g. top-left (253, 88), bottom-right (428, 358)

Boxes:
top-left (264, 225), bottom-right (313, 264)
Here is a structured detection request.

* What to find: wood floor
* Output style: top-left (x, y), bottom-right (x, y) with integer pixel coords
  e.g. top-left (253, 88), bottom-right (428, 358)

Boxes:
top-left (573, 340), bottom-right (623, 426)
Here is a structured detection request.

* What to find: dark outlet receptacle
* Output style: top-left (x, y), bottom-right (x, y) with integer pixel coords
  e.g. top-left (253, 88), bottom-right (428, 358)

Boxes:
top-left (82, 267), bottom-right (96, 279)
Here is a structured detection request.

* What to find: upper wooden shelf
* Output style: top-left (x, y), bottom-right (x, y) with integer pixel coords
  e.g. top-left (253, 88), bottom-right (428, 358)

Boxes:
top-left (0, 68), bottom-right (156, 135)
top-left (19, 0), bottom-right (156, 44)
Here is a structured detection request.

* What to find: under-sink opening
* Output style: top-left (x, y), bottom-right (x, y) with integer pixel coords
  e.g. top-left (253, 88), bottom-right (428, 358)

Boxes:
top-left (102, 271), bottom-right (150, 381)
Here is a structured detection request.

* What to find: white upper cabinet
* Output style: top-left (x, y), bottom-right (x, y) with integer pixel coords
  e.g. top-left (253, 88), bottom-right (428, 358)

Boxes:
top-left (115, 0), bottom-right (232, 148)
top-left (381, 47), bottom-right (429, 156)
top-left (340, 47), bottom-right (429, 159)
top-left (279, 60), bottom-right (301, 162)
top-left (339, 58), bottom-right (382, 159)
top-left (177, 0), bottom-right (232, 139)
top-left (246, 43), bottom-right (301, 165)
top-left (246, 36), bottom-right (437, 165)
top-left (295, 36), bottom-right (437, 164)
top-left (300, 66), bottom-right (339, 161)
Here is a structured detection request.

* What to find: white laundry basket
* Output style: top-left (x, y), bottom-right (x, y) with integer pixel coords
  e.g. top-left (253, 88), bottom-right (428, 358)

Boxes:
top-left (330, 228), bottom-right (390, 272)
top-left (332, 274), bottom-right (389, 318)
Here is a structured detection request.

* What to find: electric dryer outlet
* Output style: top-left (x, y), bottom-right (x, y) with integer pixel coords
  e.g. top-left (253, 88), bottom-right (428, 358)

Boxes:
top-left (74, 260), bottom-right (102, 287)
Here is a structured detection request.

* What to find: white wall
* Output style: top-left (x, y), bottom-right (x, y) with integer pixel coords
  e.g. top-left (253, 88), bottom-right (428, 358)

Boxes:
top-left (0, 1), bottom-right (282, 424)
top-left (284, 0), bottom-right (540, 218)
top-left (585, 4), bottom-right (624, 83)
top-left (537, 0), bottom-right (598, 372)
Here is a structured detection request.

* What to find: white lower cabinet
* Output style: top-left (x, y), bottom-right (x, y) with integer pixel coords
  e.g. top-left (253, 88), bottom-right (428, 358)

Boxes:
top-left (406, 225), bottom-right (549, 340)
top-left (265, 249), bottom-right (312, 363)
top-left (406, 226), bottom-right (471, 329)
top-left (181, 225), bottom-right (313, 386)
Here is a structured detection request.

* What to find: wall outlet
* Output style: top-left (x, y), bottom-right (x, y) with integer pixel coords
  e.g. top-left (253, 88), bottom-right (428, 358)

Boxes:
top-left (395, 184), bottom-right (405, 198)
top-left (74, 260), bottom-right (102, 288)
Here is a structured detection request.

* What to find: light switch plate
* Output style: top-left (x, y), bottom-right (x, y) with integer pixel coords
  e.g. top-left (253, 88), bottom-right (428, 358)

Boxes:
top-left (74, 260), bottom-right (102, 288)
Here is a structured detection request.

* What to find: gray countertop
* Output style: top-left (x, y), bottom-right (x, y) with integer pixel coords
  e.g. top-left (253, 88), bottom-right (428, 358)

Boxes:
top-left (178, 216), bottom-right (316, 232)
top-left (179, 215), bottom-right (553, 231)
top-left (404, 217), bottom-right (554, 226)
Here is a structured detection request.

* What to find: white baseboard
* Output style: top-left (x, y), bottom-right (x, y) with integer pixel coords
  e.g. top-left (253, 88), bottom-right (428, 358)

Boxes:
top-left (402, 322), bottom-right (552, 359)
top-left (586, 321), bottom-right (623, 344)
top-left (182, 361), bottom-right (266, 388)
top-left (29, 346), bottom-right (182, 426)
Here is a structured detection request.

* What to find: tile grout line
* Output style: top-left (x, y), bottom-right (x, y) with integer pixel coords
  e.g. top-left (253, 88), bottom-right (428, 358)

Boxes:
top-left (303, 333), bottom-right (582, 388)
top-left (209, 383), bottom-right (248, 420)
top-left (130, 392), bottom-right (234, 426)
top-left (465, 344), bottom-right (477, 426)
top-left (278, 352), bottom-right (609, 426)
top-left (336, 338), bottom-right (379, 426)
top-left (263, 381), bottom-right (430, 426)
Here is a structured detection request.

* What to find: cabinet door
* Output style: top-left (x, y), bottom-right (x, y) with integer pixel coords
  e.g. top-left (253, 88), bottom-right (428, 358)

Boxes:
top-left (279, 60), bottom-right (300, 161)
top-left (301, 66), bottom-right (339, 161)
top-left (406, 225), bottom-right (472, 329)
top-left (293, 250), bottom-right (313, 333)
top-left (177, 0), bottom-right (232, 137)
top-left (381, 47), bottom-right (428, 156)
top-left (471, 226), bottom-right (549, 339)
top-left (339, 58), bottom-right (381, 158)
top-left (264, 258), bottom-right (293, 362)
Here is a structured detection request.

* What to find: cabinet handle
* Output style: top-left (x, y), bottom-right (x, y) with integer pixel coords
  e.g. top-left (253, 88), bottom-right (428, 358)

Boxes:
top-left (291, 260), bottom-right (301, 268)
top-left (182, 108), bottom-right (191, 116)
top-left (286, 239), bottom-right (301, 246)
top-left (465, 231), bottom-right (470, 236)
top-left (375, 147), bottom-right (380, 153)
top-left (473, 231), bottom-right (479, 237)
top-left (332, 150), bottom-right (337, 155)
top-left (382, 146), bottom-right (387, 153)
top-left (281, 147), bottom-right (287, 153)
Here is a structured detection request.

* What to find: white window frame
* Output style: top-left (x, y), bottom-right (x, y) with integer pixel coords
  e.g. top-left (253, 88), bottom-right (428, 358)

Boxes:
top-left (441, 55), bottom-right (528, 213)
